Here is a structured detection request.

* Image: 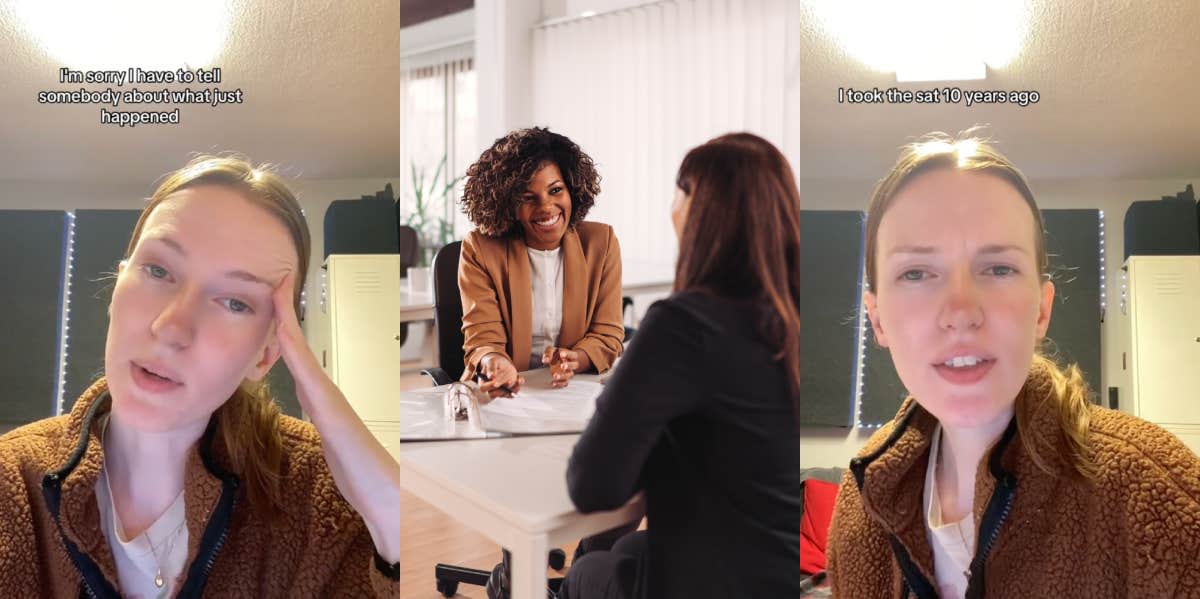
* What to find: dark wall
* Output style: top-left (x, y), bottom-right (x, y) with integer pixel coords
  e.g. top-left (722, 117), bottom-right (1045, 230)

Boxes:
top-left (1041, 210), bottom-right (1103, 398)
top-left (63, 210), bottom-right (140, 411)
top-left (4, 209), bottom-right (303, 426)
top-left (0, 210), bottom-right (68, 424)
top-left (798, 211), bottom-right (863, 426)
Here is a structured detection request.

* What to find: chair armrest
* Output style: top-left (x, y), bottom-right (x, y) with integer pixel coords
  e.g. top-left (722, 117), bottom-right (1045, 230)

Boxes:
top-left (421, 367), bottom-right (453, 386)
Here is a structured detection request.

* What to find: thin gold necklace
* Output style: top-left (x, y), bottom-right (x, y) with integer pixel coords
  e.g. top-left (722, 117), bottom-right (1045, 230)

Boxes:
top-left (145, 519), bottom-right (185, 588)
top-left (102, 416), bottom-right (186, 589)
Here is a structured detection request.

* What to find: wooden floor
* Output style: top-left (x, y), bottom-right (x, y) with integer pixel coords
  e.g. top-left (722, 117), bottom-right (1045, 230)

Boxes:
top-left (400, 488), bottom-right (582, 598)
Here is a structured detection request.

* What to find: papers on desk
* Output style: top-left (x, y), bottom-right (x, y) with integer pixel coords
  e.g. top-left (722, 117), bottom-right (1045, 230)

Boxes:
top-left (399, 369), bottom-right (604, 440)
top-left (478, 377), bottom-right (602, 434)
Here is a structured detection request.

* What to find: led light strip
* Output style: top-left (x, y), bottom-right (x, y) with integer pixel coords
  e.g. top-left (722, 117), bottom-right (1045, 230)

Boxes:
top-left (320, 269), bottom-right (328, 314)
top-left (55, 212), bottom-right (76, 416)
top-left (853, 214), bottom-right (882, 429)
top-left (1098, 210), bottom-right (1106, 320)
top-left (853, 281), bottom-right (875, 428)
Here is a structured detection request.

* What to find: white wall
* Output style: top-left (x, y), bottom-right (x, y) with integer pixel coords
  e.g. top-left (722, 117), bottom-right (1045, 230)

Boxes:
top-left (798, 175), bottom-right (1200, 469)
top-left (401, 9), bottom-right (475, 53)
top-left (474, 0), bottom-right (544, 148)
top-left (400, 8), bottom-right (475, 72)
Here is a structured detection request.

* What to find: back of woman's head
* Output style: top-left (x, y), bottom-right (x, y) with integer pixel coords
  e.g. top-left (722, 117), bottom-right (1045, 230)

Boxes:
top-left (126, 154), bottom-right (311, 518)
top-left (674, 132), bottom-right (801, 406)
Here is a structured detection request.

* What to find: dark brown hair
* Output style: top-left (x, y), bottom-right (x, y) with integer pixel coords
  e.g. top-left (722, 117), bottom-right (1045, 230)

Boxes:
top-left (123, 154), bottom-right (312, 518)
top-left (460, 127), bottom-right (600, 237)
top-left (865, 131), bottom-right (1095, 480)
top-left (675, 132), bottom-right (801, 419)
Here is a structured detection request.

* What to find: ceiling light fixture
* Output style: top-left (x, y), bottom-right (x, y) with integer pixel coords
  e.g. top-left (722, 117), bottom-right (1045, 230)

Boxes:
top-left (812, 0), bottom-right (1029, 82)
top-left (11, 0), bottom-right (234, 71)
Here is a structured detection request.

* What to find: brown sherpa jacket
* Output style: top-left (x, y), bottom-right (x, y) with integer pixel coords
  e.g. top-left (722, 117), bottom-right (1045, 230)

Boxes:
top-left (0, 378), bottom-right (399, 598)
top-left (826, 361), bottom-right (1200, 598)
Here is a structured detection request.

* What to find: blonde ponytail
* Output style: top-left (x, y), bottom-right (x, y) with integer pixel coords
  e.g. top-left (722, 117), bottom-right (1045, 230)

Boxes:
top-left (1020, 354), bottom-right (1097, 481)
top-left (214, 381), bottom-right (287, 520)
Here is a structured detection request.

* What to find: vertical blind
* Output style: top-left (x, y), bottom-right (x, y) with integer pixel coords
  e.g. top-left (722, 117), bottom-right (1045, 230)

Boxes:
top-left (532, 0), bottom-right (801, 266)
top-left (399, 58), bottom-right (478, 241)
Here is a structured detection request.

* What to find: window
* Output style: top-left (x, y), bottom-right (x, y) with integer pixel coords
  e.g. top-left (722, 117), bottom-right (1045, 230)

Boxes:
top-left (399, 58), bottom-right (477, 257)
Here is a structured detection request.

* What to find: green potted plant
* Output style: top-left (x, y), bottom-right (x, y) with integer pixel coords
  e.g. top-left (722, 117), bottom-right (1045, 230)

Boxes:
top-left (403, 155), bottom-right (462, 292)
top-left (404, 154), bottom-right (463, 264)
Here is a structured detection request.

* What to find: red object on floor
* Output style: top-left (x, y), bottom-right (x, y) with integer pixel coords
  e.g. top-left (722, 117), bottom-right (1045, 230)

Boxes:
top-left (800, 479), bottom-right (839, 575)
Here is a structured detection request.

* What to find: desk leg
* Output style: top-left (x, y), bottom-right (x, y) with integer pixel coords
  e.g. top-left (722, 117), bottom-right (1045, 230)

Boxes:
top-left (511, 533), bottom-right (549, 599)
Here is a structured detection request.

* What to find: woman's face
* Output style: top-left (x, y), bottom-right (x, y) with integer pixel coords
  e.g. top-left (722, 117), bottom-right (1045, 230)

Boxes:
top-left (515, 162), bottom-right (572, 250)
top-left (671, 185), bottom-right (690, 240)
top-left (863, 169), bottom-right (1054, 431)
top-left (105, 185), bottom-right (297, 432)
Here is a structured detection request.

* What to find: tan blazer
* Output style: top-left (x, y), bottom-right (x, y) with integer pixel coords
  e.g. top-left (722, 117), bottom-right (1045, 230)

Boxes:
top-left (459, 221), bottom-right (625, 376)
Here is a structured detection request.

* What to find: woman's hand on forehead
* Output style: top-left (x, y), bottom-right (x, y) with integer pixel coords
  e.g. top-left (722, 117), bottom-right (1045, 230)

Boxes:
top-left (270, 270), bottom-right (306, 342)
top-left (267, 269), bottom-right (401, 564)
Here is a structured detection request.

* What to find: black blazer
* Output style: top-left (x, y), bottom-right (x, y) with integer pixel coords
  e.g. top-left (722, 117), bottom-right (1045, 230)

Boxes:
top-left (568, 290), bottom-right (801, 599)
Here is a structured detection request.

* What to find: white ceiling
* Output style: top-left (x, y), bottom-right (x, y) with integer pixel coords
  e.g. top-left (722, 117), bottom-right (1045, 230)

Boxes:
top-left (800, 0), bottom-right (1200, 180)
top-left (0, 0), bottom-right (400, 184)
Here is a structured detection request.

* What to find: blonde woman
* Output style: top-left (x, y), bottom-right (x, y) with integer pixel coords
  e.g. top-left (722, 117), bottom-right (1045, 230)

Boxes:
top-left (826, 134), bottom-right (1200, 598)
top-left (0, 156), bottom-right (399, 597)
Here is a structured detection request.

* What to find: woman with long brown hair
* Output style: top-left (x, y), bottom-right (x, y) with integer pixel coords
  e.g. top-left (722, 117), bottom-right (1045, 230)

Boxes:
top-left (558, 132), bottom-right (802, 599)
top-left (0, 156), bottom-right (399, 597)
top-left (826, 133), bottom-right (1200, 598)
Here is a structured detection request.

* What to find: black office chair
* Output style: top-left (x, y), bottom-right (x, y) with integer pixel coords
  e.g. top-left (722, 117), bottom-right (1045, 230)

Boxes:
top-left (419, 241), bottom-right (566, 598)
top-left (419, 241), bottom-right (466, 386)
top-left (622, 296), bottom-right (636, 341)
top-left (399, 225), bottom-right (420, 272)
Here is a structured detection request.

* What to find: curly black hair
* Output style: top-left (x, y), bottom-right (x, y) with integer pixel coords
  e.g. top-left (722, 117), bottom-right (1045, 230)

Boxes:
top-left (460, 127), bottom-right (601, 237)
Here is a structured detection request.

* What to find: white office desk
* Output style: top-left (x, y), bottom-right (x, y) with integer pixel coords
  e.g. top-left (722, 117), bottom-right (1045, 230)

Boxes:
top-left (400, 435), bottom-right (643, 598)
top-left (399, 373), bottom-right (644, 598)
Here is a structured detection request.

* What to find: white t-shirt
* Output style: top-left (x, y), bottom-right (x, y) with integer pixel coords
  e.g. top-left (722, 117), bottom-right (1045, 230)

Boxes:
top-left (96, 417), bottom-right (190, 599)
top-left (527, 245), bottom-right (564, 367)
top-left (924, 425), bottom-right (976, 599)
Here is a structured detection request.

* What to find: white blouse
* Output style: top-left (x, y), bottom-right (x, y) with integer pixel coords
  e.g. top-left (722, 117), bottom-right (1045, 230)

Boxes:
top-left (924, 425), bottom-right (976, 599)
top-left (527, 245), bottom-right (564, 368)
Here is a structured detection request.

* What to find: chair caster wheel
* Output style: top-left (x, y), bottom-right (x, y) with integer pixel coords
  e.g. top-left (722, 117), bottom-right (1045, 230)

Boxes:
top-left (436, 579), bottom-right (459, 597)
top-left (549, 548), bottom-right (567, 571)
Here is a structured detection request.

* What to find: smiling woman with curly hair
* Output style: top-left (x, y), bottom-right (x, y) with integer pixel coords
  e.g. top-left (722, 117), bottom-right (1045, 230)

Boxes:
top-left (460, 127), bottom-right (600, 238)
top-left (458, 127), bottom-right (630, 596)
top-left (457, 127), bottom-right (624, 397)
